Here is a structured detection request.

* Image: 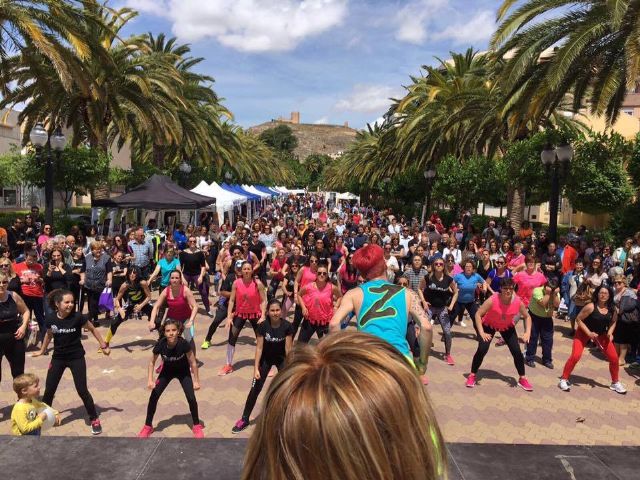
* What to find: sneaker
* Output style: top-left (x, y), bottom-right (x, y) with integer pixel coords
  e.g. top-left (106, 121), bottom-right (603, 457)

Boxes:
top-left (446, 354), bottom-right (455, 366)
top-left (465, 374), bottom-right (476, 388)
top-left (137, 425), bottom-right (154, 438)
top-left (192, 424), bottom-right (205, 438)
top-left (206, 309), bottom-right (214, 318)
top-left (200, 340), bottom-right (211, 350)
top-left (91, 419), bottom-right (102, 435)
top-left (155, 363), bottom-right (163, 374)
top-left (558, 379), bottom-right (571, 392)
top-left (543, 361), bottom-right (554, 369)
top-left (526, 360), bottom-right (536, 368)
top-left (218, 364), bottom-right (233, 376)
top-left (460, 320), bottom-right (467, 327)
top-left (518, 377), bottom-right (533, 392)
top-left (420, 374), bottom-right (429, 385)
top-left (610, 382), bottom-right (627, 394)
top-left (231, 418), bottom-right (249, 434)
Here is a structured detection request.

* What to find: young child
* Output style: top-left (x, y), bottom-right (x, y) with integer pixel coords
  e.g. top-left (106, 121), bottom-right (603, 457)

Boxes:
top-left (11, 373), bottom-right (60, 436)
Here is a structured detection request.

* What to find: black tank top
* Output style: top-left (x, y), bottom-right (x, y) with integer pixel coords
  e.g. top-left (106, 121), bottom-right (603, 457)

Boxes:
top-left (125, 284), bottom-right (145, 305)
top-left (583, 306), bottom-right (612, 335)
top-left (0, 293), bottom-right (19, 334)
top-left (423, 275), bottom-right (453, 308)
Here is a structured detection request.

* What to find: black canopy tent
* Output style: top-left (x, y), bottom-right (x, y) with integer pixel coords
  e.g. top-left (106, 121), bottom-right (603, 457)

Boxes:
top-left (92, 174), bottom-right (215, 210)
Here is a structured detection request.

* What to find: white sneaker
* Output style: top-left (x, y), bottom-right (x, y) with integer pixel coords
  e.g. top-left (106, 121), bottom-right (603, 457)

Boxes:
top-left (460, 320), bottom-right (467, 327)
top-left (558, 379), bottom-right (570, 392)
top-left (430, 319), bottom-right (435, 325)
top-left (610, 382), bottom-right (627, 394)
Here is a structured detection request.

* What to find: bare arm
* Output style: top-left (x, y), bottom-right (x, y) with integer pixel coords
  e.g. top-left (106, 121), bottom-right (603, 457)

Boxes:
top-left (147, 264), bottom-right (161, 284)
top-left (575, 303), bottom-right (596, 337)
top-left (149, 289), bottom-right (167, 330)
top-left (85, 320), bottom-right (110, 355)
top-left (187, 350), bottom-right (200, 388)
top-left (407, 290), bottom-right (432, 373)
top-left (285, 334), bottom-right (293, 355)
top-left (226, 282), bottom-right (237, 320)
top-left (184, 288), bottom-right (198, 327)
top-left (257, 281), bottom-right (267, 322)
top-left (253, 335), bottom-right (264, 379)
top-left (475, 297), bottom-right (493, 342)
top-left (147, 353), bottom-right (159, 389)
top-left (448, 281), bottom-right (458, 310)
top-left (518, 302), bottom-right (531, 343)
top-left (13, 292), bottom-right (30, 340)
top-left (330, 289), bottom-right (356, 333)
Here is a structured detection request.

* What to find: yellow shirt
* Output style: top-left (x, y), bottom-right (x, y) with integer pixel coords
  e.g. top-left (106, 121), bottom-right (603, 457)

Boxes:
top-left (11, 399), bottom-right (57, 436)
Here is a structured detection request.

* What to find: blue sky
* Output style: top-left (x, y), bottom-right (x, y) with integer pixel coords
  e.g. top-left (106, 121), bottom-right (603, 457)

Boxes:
top-left (120, 0), bottom-right (503, 129)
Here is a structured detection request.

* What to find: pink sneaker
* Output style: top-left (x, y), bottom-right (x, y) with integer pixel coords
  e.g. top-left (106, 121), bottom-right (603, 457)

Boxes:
top-left (137, 425), bottom-right (154, 438)
top-left (420, 374), bottom-right (429, 385)
top-left (518, 377), bottom-right (533, 392)
top-left (218, 364), bottom-right (233, 376)
top-left (192, 424), bottom-right (205, 438)
top-left (446, 354), bottom-right (455, 366)
top-left (465, 373), bottom-right (476, 388)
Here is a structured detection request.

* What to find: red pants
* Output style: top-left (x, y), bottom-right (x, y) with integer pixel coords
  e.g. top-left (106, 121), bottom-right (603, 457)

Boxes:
top-left (561, 329), bottom-right (619, 382)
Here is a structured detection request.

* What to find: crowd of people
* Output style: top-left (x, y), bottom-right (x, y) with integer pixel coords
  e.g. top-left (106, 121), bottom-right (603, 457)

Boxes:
top-left (2, 196), bottom-right (639, 444)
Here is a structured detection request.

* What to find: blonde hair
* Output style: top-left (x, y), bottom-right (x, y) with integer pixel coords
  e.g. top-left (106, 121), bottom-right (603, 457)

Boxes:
top-left (242, 331), bottom-right (446, 480)
top-left (13, 373), bottom-right (39, 398)
top-left (90, 240), bottom-right (104, 252)
top-left (613, 274), bottom-right (628, 286)
top-left (0, 271), bottom-right (10, 282)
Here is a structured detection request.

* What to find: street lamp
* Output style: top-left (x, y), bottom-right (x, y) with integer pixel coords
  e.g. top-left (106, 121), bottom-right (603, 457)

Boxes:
top-left (224, 171), bottom-right (233, 182)
top-left (30, 123), bottom-right (65, 227)
top-left (540, 142), bottom-right (573, 242)
top-left (179, 161), bottom-right (191, 186)
top-left (421, 167), bottom-right (437, 225)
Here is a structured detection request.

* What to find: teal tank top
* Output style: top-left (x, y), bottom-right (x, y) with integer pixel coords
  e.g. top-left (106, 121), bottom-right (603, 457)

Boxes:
top-left (358, 279), bottom-right (411, 358)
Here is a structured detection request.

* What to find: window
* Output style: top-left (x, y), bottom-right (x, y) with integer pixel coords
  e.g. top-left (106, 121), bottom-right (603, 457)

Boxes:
top-left (622, 108), bottom-right (634, 116)
top-left (2, 189), bottom-right (17, 207)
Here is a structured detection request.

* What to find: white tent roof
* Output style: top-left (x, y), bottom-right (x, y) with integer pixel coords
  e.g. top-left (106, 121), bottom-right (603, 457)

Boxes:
top-left (243, 185), bottom-right (271, 199)
top-left (209, 181), bottom-right (248, 209)
top-left (336, 191), bottom-right (360, 201)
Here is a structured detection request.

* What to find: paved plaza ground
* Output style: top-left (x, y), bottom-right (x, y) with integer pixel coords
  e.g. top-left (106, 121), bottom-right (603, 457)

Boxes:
top-left (1, 295), bottom-right (639, 444)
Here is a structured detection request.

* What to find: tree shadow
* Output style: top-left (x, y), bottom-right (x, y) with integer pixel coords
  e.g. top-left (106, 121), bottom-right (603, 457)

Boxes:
top-left (236, 335), bottom-right (256, 347)
top-left (59, 404), bottom-right (124, 426)
top-left (555, 324), bottom-right (575, 339)
top-left (567, 374), bottom-right (609, 389)
top-left (451, 331), bottom-right (477, 341)
top-left (154, 413), bottom-right (197, 432)
top-left (473, 369), bottom-right (518, 387)
top-left (623, 366), bottom-right (640, 385)
top-left (111, 338), bottom-right (156, 352)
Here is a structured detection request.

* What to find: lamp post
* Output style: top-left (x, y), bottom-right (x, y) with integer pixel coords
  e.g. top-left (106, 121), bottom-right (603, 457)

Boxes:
top-left (224, 171), bottom-right (233, 183)
top-left (421, 167), bottom-right (437, 225)
top-left (179, 160), bottom-right (192, 186)
top-left (30, 123), bottom-right (65, 227)
top-left (540, 142), bottom-right (573, 242)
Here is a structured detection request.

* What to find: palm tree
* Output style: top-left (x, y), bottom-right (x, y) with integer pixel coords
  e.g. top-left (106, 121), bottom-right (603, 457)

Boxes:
top-left (492, 0), bottom-right (640, 126)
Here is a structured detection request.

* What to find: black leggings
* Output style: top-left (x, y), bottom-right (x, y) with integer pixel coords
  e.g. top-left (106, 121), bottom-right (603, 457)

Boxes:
top-left (298, 320), bottom-right (328, 343)
top-left (86, 288), bottom-right (102, 324)
top-left (0, 334), bottom-right (25, 383)
top-left (471, 326), bottom-right (525, 376)
top-left (241, 358), bottom-right (284, 420)
top-left (228, 316), bottom-right (259, 347)
top-left (145, 372), bottom-right (199, 426)
top-left (205, 305), bottom-right (227, 342)
top-left (292, 305), bottom-right (304, 339)
top-left (42, 356), bottom-right (98, 420)
top-left (110, 303), bottom-right (154, 335)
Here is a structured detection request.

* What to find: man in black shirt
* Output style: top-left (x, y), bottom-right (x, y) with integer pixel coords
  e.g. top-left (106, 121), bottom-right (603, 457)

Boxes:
top-left (7, 218), bottom-right (26, 258)
top-left (313, 238), bottom-right (332, 271)
top-left (248, 232), bottom-right (267, 283)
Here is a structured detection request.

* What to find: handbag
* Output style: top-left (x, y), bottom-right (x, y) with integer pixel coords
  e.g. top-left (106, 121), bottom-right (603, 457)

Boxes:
top-left (98, 287), bottom-right (114, 312)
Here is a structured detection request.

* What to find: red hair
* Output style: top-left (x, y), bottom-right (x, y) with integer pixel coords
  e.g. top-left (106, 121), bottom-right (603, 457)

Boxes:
top-left (352, 244), bottom-right (386, 280)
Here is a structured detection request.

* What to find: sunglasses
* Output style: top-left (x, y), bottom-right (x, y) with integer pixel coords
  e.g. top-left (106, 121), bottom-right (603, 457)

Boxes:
top-left (434, 263), bottom-right (444, 267)
top-left (317, 272), bottom-right (328, 276)
top-left (309, 260), bottom-right (318, 264)
top-left (189, 240), bottom-right (197, 243)
top-left (496, 261), bottom-right (505, 264)
top-left (614, 281), bottom-right (624, 285)
top-left (0, 281), bottom-right (8, 285)
top-left (0, 264), bottom-right (9, 268)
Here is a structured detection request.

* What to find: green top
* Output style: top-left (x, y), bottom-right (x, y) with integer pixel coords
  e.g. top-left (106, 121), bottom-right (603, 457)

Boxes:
top-left (528, 286), bottom-right (558, 318)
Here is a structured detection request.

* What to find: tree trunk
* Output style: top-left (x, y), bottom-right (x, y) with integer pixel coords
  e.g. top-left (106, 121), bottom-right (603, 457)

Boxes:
top-left (153, 144), bottom-right (165, 169)
top-left (507, 185), bottom-right (525, 230)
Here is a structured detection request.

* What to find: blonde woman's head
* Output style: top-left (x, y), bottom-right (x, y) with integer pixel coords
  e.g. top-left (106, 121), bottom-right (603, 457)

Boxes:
top-left (242, 331), bottom-right (445, 480)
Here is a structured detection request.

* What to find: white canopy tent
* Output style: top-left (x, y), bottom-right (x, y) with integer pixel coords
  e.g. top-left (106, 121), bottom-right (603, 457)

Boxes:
top-left (209, 181), bottom-right (250, 223)
top-left (336, 192), bottom-right (360, 203)
top-left (243, 185), bottom-right (271, 199)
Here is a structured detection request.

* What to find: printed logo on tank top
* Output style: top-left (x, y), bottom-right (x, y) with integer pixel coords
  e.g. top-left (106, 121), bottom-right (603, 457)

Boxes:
top-left (51, 325), bottom-right (76, 334)
top-left (163, 352), bottom-right (186, 362)
top-left (359, 283), bottom-right (404, 327)
top-left (264, 332), bottom-right (285, 343)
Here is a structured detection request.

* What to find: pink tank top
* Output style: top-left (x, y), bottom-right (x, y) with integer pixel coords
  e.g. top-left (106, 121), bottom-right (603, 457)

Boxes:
top-left (300, 266), bottom-right (317, 288)
top-left (165, 286), bottom-right (191, 321)
top-left (482, 293), bottom-right (521, 331)
top-left (303, 282), bottom-right (334, 325)
top-left (234, 278), bottom-right (261, 318)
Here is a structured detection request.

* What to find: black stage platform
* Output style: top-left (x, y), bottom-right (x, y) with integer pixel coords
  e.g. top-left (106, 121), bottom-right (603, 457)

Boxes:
top-left (1, 436), bottom-right (637, 479)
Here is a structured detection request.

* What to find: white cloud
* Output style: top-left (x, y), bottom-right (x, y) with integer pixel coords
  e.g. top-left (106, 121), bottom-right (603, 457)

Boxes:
top-left (432, 10), bottom-right (495, 45)
top-left (335, 84), bottom-right (402, 114)
top-left (126, 0), bottom-right (348, 52)
top-left (394, 0), bottom-right (449, 44)
top-left (314, 116), bottom-right (329, 124)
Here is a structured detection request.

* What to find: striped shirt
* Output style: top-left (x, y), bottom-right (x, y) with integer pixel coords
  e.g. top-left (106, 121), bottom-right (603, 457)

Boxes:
top-left (402, 267), bottom-right (429, 292)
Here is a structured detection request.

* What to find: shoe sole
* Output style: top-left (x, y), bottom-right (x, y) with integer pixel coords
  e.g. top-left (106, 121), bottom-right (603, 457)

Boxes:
top-left (518, 383), bottom-right (533, 392)
top-left (609, 386), bottom-right (627, 394)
